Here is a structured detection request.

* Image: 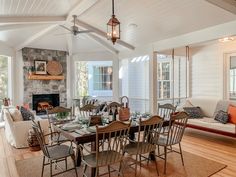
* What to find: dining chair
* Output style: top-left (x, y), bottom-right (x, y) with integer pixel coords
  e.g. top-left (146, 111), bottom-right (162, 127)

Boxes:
top-left (157, 103), bottom-right (177, 120)
top-left (155, 112), bottom-right (189, 174)
top-left (124, 116), bottom-right (163, 176)
top-left (46, 106), bottom-right (72, 144)
top-left (32, 120), bottom-right (78, 177)
top-left (79, 121), bottom-right (130, 177)
top-left (78, 104), bottom-right (98, 118)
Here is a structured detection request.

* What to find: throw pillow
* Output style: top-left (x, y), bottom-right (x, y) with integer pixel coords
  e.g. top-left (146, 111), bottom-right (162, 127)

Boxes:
top-left (177, 100), bottom-right (193, 112)
top-left (214, 110), bottom-right (229, 124)
top-left (183, 107), bottom-right (204, 119)
top-left (20, 106), bottom-right (34, 121)
top-left (228, 105), bottom-right (236, 124)
top-left (213, 100), bottom-right (229, 119)
top-left (8, 108), bottom-right (23, 121)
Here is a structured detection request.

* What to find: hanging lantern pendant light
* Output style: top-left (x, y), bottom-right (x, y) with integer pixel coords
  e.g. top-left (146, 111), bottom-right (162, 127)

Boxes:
top-left (107, 0), bottom-right (120, 45)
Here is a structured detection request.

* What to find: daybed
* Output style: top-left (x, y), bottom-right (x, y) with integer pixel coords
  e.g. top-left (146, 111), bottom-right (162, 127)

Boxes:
top-left (178, 98), bottom-right (236, 137)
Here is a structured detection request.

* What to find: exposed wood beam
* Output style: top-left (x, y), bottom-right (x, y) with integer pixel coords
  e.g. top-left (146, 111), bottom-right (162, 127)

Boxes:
top-left (75, 19), bottom-right (135, 50)
top-left (86, 33), bottom-right (119, 55)
top-left (15, 24), bottom-right (58, 51)
top-left (66, 0), bottom-right (99, 21)
top-left (0, 16), bottom-right (66, 25)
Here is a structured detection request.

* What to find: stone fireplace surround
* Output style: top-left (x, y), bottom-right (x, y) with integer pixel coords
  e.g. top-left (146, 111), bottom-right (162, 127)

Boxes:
top-left (22, 47), bottom-right (67, 109)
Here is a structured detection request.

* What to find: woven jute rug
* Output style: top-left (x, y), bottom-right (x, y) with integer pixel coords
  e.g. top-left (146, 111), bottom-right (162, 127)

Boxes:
top-left (16, 151), bottom-right (226, 177)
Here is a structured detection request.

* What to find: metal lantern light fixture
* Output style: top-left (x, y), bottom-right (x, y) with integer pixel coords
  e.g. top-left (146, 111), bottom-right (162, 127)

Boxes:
top-left (107, 0), bottom-right (120, 45)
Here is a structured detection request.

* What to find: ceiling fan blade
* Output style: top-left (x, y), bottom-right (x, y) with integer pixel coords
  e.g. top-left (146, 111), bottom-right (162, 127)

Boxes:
top-left (59, 25), bottom-right (72, 32)
top-left (54, 32), bottom-right (71, 36)
top-left (78, 30), bottom-right (93, 34)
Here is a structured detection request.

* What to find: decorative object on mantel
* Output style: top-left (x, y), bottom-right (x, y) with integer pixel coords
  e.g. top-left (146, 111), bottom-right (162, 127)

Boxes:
top-left (34, 60), bottom-right (47, 75)
top-left (46, 60), bottom-right (63, 76)
top-left (107, 0), bottom-right (120, 45)
top-left (28, 75), bottom-right (64, 80)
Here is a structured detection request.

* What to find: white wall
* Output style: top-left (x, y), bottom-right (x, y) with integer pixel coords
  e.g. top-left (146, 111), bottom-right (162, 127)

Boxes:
top-left (190, 40), bottom-right (236, 99)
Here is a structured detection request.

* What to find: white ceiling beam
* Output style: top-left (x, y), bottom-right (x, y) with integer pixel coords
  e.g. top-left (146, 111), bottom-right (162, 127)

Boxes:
top-left (15, 24), bottom-right (58, 51)
top-left (86, 33), bottom-right (119, 55)
top-left (0, 24), bottom-right (48, 31)
top-left (0, 16), bottom-right (66, 25)
top-left (75, 19), bottom-right (135, 50)
top-left (66, 0), bottom-right (99, 21)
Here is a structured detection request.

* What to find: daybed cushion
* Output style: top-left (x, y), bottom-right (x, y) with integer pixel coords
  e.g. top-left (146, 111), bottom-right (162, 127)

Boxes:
top-left (188, 117), bottom-right (235, 133)
top-left (187, 98), bottom-right (220, 117)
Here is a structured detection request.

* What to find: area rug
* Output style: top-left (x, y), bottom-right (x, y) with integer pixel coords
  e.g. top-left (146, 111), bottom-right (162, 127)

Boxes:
top-left (15, 151), bottom-right (226, 177)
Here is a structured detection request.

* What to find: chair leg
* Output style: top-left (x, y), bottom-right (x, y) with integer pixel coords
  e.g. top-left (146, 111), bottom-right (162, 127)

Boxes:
top-left (179, 143), bottom-right (184, 166)
top-left (108, 165), bottom-right (111, 177)
top-left (83, 164), bottom-right (87, 177)
top-left (65, 157), bottom-right (68, 170)
top-left (157, 145), bottom-right (160, 156)
top-left (139, 155), bottom-right (142, 169)
top-left (152, 152), bottom-right (159, 176)
top-left (118, 160), bottom-right (124, 177)
top-left (71, 155), bottom-right (78, 177)
top-left (41, 156), bottom-right (45, 177)
top-left (50, 160), bottom-right (53, 177)
top-left (135, 155), bottom-right (138, 177)
top-left (95, 167), bottom-right (99, 177)
top-left (164, 146), bottom-right (167, 175)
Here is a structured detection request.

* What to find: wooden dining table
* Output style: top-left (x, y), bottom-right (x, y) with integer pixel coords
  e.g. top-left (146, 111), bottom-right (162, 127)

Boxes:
top-left (53, 119), bottom-right (170, 177)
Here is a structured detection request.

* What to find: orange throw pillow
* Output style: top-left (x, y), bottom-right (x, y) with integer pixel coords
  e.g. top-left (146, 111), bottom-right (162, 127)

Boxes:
top-left (228, 105), bottom-right (236, 124)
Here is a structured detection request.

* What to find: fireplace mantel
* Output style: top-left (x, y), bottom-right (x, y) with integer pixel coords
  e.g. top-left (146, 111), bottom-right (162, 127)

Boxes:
top-left (28, 74), bottom-right (64, 80)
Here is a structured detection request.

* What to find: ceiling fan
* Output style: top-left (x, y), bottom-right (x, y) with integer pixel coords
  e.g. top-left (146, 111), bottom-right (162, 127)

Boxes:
top-left (59, 15), bottom-right (92, 36)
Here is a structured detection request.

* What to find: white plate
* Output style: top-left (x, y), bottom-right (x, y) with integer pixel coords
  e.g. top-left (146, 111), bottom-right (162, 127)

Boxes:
top-left (87, 126), bottom-right (96, 133)
top-left (62, 123), bottom-right (81, 131)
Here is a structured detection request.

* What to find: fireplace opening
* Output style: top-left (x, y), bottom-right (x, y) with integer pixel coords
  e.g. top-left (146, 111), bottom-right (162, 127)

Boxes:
top-left (32, 94), bottom-right (59, 115)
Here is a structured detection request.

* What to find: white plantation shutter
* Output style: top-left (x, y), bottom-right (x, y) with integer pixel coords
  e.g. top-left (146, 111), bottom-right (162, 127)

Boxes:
top-left (119, 55), bottom-right (150, 113)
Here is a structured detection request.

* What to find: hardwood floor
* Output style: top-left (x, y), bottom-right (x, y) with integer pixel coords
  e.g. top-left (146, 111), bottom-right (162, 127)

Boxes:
top-left (0, 127), bottom-right (236, 177)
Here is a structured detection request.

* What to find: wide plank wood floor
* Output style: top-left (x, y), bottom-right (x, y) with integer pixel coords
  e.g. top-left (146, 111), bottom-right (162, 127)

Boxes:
top-left (0, 127), bottom-right (236, 177)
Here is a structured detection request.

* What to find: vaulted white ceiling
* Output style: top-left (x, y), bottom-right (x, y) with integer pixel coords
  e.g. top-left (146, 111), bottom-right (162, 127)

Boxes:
top-left (0, 0), bottom-right (236, 54)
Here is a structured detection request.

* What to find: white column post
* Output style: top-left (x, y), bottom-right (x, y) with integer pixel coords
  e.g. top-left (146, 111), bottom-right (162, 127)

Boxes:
top-left (149, 51), bottom-right (157, 114)
top-left (112, 55), bottom-right (119, 101)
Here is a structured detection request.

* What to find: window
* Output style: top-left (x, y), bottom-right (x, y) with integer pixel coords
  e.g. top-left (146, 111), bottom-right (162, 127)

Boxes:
top-left (229, 56), bottom-right (236, 100)
top-left (93, 66), bottom-right (112, 90)
top-left (158, 62), bottom-right (171, 99)
top-left (74, 61), bottom-right (113, 99)
top-left (157, 54), bottom-right (188, 106)
top-left (0, 55), bottom-right (9, 107)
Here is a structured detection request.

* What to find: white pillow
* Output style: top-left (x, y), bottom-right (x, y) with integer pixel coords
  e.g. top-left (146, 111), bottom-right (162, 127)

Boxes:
top-left (177, 100), bottom-right (193, 112)
top-left (8, 108), bottom-right (23, 122)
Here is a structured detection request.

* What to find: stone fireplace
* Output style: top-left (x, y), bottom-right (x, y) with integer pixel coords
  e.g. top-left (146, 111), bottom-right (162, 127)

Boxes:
top-left (22, 47), bottom-right (67, 108)
top-left (32, 94), bottom-right (60, 115)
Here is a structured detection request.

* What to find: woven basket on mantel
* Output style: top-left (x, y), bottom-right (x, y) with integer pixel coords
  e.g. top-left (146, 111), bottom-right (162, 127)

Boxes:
top-left (46, 60), bottom-right (63, 76)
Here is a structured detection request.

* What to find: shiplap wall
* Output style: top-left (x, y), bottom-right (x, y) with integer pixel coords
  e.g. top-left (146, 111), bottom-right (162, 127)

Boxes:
top-left (190, 40), bottom-right (236, 98)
